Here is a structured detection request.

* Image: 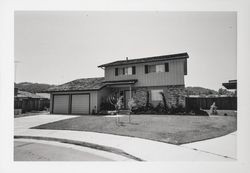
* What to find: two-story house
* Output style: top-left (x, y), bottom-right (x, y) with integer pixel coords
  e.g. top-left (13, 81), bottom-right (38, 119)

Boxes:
top-left (47, 52), bottom-right (189, 115)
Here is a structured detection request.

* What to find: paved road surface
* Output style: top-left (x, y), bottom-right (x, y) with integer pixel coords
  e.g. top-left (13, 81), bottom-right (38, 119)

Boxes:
top-left (14, 140), bottom-right (113, 161)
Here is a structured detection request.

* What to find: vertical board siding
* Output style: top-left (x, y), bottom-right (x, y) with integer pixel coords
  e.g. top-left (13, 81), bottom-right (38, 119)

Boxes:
top-left (185, 97), bottom-right (237, 110)
top-left (104, 59), bottom-right (185, 86)
top-left (15, 98), bottom-right (50, 113)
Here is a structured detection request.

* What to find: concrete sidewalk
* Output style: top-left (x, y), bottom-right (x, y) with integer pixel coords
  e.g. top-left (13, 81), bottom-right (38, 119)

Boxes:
top-left (14, 114), bottom-right (236, 161)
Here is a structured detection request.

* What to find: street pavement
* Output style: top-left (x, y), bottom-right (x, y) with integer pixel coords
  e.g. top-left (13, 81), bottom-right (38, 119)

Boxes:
top-left (14, 139), bottom-right (131, 161)
top-left (14, 114), bottom-right (237, 161)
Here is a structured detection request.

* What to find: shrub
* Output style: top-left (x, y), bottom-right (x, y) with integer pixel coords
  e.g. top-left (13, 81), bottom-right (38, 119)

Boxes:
top-left (133, 103), bottom-right (154, 114)
top-left (160, 92), bottom-right (169, 113)
top-left (128, 98), bottom-right (137, 112)
top-left (154, 102), bottom-right (165, 114)
top-left (175, 103), bottom-right (185, 113)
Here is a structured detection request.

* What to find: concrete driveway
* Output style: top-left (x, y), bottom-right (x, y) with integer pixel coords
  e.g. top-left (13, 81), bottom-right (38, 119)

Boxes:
top-left (14, 114), bottom-right (237, 161)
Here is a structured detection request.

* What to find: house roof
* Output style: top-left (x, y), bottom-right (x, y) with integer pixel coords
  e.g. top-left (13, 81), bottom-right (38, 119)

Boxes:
top-left (222, 80), bottom-right (237, 90)
top-left (16, 91), bottom-right (46, 99)
top-left (98, 52), bottom-right (189, 68)
top-left (35, 93), bottom-right (50, 99)
top-left (47, 77), bottom-right (106, 92)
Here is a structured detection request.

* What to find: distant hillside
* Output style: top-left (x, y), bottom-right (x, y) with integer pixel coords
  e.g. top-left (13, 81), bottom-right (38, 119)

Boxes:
top-left (15, 82), bottom-right (55, 93)
top-left (185, 86), bottom-right (218, 96)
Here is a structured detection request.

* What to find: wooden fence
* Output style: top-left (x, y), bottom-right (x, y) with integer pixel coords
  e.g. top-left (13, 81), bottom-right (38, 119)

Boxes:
top-left (14, 98), bottom-right (50, 113)
top-left (185, 97), bottom-right (237, 110)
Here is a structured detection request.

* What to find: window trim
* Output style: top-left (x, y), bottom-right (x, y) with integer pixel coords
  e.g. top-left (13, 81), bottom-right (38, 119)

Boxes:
top-left (145, 63), bottom-right (169, 74)
top-left (115, 66), bottom-right (136, 76)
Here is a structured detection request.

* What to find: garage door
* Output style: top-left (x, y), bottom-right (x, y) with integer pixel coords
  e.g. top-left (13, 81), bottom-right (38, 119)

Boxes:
top-left (71, 94), bottom-right (90, 114)
top-left (53, 95), bottom-right (70, 114)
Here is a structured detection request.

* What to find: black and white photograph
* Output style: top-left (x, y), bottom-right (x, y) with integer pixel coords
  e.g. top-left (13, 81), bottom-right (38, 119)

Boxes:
top-left (13, 11), bottom-right (237, 161)
top-left (1, 0), bottom-right (250, 173)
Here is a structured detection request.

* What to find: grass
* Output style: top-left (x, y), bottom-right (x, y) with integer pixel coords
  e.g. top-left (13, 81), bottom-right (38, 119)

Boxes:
top-left (33, 114), bottom-right (237, 145)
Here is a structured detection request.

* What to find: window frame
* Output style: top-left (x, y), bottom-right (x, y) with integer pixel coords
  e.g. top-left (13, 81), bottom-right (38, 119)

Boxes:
top-left (115, 66), bottom-right (136, 76)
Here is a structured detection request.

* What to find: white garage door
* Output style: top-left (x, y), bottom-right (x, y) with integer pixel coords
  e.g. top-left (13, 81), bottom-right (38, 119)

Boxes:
top-left (53, 95), bottom-right (70, 114)
top-left (71, 94), bottom-right (90, 114)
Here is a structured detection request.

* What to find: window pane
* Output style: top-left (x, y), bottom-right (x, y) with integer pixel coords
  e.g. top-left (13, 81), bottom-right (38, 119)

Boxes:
top-left (151, 90), bottom-right (163, 101)
top-left (124, 67), bottom-right (132, 75)
top-left (156, 64), bottom-right (164, 72)
top-left (125, 67), bottom-right (128, 75)
top-left (118, 68), bottom-right (123, 75)
top-left (148, 65), bottom-right (156, 73)
top-left (128, 67), bottom-right (132, 75)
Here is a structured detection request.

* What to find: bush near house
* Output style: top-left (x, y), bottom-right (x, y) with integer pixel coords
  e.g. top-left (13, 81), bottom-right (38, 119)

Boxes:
top-left (99, 91), bottom-right (210, 116)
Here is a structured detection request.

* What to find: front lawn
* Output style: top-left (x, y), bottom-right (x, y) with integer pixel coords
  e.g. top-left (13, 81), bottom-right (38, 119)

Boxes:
top-left (33, 115), bottom-right (237, 145)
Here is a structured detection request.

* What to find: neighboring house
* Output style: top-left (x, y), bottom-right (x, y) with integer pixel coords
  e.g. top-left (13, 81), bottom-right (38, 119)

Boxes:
top-left (47, 52), bottom-right (189, 115)
top-left (222, 80), bottom-right (237, 96)
top-left (14, 88), bottom-right (50, 114)
top-left (36, 93), bottom-right (51, 99)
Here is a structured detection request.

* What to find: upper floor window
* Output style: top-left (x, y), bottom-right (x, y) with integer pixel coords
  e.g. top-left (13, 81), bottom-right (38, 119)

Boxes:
top-left (115, 66), bottom-right (136, 76)
top-left (145, 63), bottom-right (169, 74)
top-left (156, 64), bottom-right (165, 72)
top-left (125, 67), bottom-right (132, 75)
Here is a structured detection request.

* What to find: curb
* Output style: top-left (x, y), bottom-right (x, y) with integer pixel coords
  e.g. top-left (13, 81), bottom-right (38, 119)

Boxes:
top-left (14, 135), bottom-right (143, 161)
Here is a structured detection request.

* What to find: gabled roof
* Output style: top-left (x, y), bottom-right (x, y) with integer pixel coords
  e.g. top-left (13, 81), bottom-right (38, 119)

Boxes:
top-left (47, 77), bottom-right (106, 92)
top-left (98, 52), bottom-right (189, 68)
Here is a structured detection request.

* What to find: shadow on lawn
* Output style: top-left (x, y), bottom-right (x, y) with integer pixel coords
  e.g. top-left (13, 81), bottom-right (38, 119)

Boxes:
top-left (117, 122), bottom-right (139, 126)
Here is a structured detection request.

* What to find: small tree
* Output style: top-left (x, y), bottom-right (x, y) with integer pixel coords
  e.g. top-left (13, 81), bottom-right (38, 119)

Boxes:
top-left (108, 95), bottom-right (118, 111)
top-left (128, 98), bottom-right (137, 123)
top-left (108, 95), bottom-right (123, 125)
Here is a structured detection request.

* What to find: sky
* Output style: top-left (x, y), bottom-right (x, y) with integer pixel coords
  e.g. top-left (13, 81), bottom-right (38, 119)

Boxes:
top-left (14, 11), bottom-right (236, 91)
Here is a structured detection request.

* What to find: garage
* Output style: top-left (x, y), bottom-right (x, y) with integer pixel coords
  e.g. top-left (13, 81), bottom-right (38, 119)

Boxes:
top-left (71, 94), bottom-right (90, 114)
top-left (48, 77), bottom-right (105, 115)
top-left (53, 95), bottom-right (70, 114)
top-left (52, 94), bottom-right (90, 115)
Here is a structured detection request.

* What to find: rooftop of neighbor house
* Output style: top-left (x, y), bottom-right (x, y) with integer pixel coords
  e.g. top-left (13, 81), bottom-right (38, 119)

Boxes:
top-left (98, 52), bottom-right (189, 68)
top-left (222, 80), bottom-right (237, 90)
top-left (15, 90), bottom-right (47, 99)
top-left (47, 77), bottom-right (106, 92)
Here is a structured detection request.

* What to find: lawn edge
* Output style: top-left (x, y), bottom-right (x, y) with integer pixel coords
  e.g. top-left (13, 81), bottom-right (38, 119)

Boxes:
top-left (31, 125), bottom-right (237, 145)
top-left (14, 135), bottom-right (143, 161)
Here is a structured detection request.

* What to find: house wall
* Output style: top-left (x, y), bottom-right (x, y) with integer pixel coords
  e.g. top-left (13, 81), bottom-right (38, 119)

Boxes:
top-left (132, 85), bottom-right (186, 107)
top-left (50, 91), bottom-right (98, 114)
top-left (104, 59), bottom-right (185, 87)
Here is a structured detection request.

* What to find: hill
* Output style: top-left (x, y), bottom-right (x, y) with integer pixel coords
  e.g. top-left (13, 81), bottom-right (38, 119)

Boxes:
top-left (15, 82), bottom-right (55, 93)
top-left (185, 86), bottom-right (218, 96)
